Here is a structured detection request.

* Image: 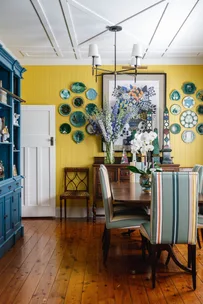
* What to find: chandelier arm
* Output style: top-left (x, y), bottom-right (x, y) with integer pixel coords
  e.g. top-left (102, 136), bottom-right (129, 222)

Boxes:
top-left (94, 67), bottom-right (114, 73)
top-left (116, 68), bottom-right (138, 73)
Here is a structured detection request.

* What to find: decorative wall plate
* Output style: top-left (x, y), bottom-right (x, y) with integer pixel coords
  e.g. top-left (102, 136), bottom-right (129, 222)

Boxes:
top-left (72, 97), bottom-right (84, 108)
top-left (58, 103), bottom-right (71, 116)
top-left (60, 89), bottom-right (71, 99)
top-left (71, 82), bottom-right (86, 93)
top-left (170, 90), bottom-right (181, 101)
top-left (85, 103), bottom-right (98, 115)
top-left (72, 130), bottom-right (85, 143)
top-left (59, 123), bottom-right (71, 134)
top-left (196, 90), bottom-right (203, 101)
top-left (169, 123), bottom-right (181, 134)
top-left (182, 96), bottom-right (195, 109)
top-left (196, 123), bottom-right (203, 135)
top-left (181, 82), bottom-right (196, 94)
top-left (70, 111), bottom-right (86, 127)
top-left (181, 130), bottom-right (195, 143)
top-left (170, 104), bottom-right (181, 115)
top-left (197, 105), bottom-right (203, 115)
top-left (85, 88), bottom-right (97, 100)
top-left (180, 110), bottom-right (198, 128)
top-left (86, 123), bottom-right (96, 135)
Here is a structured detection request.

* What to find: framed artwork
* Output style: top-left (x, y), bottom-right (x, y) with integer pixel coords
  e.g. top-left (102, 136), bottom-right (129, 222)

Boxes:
top-left (102, 73), bottom-right (166, 151)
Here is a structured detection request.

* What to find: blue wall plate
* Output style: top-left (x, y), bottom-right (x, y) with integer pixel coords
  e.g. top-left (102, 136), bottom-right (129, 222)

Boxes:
top-left (58, 103), bottom-right (71, 116)
top-left (196, 123), bottom-right (203, 135)
top-left (85, 88), bottom-right (97, 100)
top-left (169, 123), bottom-right (181, 134)
top-left (182, 96), bottom-right (195, 109)
top-left (72, 130), bottom-right (85, 143)
top-left (60, 89), bottom-right (71, 99)
top-left (59, 123), bottom-right (71, 134)
top-left (181, 130), bottom-right (195, 143)
top-left (170, 90), bottom-right (181, 101)
top-left (70, 111), bottom-right (86, 127)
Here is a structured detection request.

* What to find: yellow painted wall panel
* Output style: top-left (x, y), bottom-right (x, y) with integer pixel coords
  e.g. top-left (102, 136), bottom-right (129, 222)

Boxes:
top-left (22, 65), bottom-right (203, 207)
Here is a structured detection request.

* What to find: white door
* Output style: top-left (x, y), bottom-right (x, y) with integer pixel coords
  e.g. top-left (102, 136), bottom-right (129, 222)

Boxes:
top-left (21, 105), bottom-right (56, 217)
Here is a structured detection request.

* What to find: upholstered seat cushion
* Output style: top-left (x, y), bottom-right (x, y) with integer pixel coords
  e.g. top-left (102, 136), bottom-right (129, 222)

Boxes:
top-left (198, 215), bottom-right (203, 226)
top-left (60, 191), bottom-right (90, 198)
top-left (106, 213), bottom-right (149, 229)
top-left (113, 204), bottom-right (149, 217)
top-left (140, 222), bottom-right (150, 240)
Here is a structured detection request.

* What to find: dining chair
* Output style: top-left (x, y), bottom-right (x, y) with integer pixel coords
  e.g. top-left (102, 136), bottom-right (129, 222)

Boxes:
top-left (59, 167), bottom-right (90, 221)
top-left (140, 171), bottom-right (198, 289)
top-left (193, 165), bottom-right (203, 246)
top-left (99, 164), bottom-right (149, 264)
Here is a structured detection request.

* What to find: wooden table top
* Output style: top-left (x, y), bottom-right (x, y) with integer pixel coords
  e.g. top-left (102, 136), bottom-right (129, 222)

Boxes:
top-left (111, 182), bottom-right (203, 205)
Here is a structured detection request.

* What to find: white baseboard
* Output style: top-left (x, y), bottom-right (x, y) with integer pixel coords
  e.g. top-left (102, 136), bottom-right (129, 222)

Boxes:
top-left (55, 207), bottom-right (105, 218)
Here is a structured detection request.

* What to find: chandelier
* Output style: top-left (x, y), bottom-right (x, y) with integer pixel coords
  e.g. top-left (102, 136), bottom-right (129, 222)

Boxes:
top-left (88, 25), bottom-right (144, 88)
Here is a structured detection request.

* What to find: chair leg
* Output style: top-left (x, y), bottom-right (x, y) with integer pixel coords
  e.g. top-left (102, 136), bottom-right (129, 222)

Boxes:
top-left (151, 245), bottom-right (157, 288)
top-left (86, 198), bottom-right (89, 222)
top-left (201, 229), bottom-right (203, 246)
top-left (103, 229), bottom-right (110, 264)
top-left (188, 244), bottom-right (192, 268)
top-left (140, 234), bottom-right (147, 261)
top-left (64, 199), bottom-right (67, 219)
top-left (60, 198), bottom-right (62, 220)
top-left (197, 230), bottom-right (201, 249)
top-left (191, 244), bottom-right (196, 290)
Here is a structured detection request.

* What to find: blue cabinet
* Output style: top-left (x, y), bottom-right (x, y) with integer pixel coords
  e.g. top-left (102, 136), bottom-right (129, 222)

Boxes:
top-left (0, 44), bottom-right (25, 258)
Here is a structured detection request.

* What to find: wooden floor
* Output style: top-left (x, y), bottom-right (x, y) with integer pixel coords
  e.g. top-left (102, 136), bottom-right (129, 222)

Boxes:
top-left (1, 220), bottom-right (203, 304)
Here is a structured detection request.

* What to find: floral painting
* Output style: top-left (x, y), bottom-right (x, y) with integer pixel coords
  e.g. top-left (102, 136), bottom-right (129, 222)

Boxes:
top-left (102, 73), bottom-right (166, 151)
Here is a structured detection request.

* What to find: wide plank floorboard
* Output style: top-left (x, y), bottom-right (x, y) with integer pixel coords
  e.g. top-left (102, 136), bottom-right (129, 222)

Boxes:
top-left (0, 219), bottom-right (203, 303)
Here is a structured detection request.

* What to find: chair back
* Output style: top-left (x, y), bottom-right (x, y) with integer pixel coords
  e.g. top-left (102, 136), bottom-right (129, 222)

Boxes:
top-left (150, 172), bottom-right (198, 245)
top-left (64, 167), bottom-right (89, 192)
top-left (192, 164), bottom-right (203, 193)
top-left (99, 165), bottom-right (113, 224)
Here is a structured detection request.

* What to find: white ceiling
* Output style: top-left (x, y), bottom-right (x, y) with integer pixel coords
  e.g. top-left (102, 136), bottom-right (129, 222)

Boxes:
top-left (0, 0), bottom-right (203, 65)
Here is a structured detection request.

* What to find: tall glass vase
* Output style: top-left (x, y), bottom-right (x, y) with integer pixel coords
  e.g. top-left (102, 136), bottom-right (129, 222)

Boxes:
top-left (104, 141), bottom-right (115, 164)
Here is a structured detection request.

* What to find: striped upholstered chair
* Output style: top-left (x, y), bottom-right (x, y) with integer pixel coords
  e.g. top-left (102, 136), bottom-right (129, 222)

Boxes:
top-left (99, 164), bottom-right (149, 263)
top-left (140, 172), bottom-right (198, 289)
top-left (193, 165), bottom-right (203, 244)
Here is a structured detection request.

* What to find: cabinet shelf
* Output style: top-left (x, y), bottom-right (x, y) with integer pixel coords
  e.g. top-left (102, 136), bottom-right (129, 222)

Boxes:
top-left (13, 150), bottom-right (20, 152)
top-left (0, 103), bottom-right (12, 109)
top-left (0, 142), bottom-right (12, 145)
top-left (13, 124), bottom-right (20, 128)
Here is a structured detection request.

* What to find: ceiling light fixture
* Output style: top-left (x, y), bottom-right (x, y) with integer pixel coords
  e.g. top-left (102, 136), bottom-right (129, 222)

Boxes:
top-left (88, 25), bottom-right (144, 88)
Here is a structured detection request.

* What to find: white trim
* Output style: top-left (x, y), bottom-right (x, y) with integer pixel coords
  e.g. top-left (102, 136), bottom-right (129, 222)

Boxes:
top-left (18, 57), bottom-right (203, 66)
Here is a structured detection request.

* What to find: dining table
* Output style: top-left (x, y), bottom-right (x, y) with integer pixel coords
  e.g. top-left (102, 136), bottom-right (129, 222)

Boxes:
top-left (111, 181), bottom-right (203, 205)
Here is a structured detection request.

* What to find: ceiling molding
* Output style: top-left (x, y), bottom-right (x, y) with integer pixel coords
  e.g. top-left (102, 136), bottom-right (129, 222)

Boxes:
top-left (59, 0), bottom-right (80, 59)
top-left (30, 0), bottom-right (63, 57)
top-left (18, 57), bottom-right (203, 66)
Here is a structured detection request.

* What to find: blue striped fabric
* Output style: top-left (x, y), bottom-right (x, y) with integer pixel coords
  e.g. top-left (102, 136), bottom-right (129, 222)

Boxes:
top-left (146, 172), bottom-right (198, 245)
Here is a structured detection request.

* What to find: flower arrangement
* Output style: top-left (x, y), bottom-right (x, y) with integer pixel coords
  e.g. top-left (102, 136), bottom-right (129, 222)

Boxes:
top-left (87, 86), bottom-right (155, 141)
top-left (128, 131), bottom-right (162, 180)
top-left (87, 85), bottom-right (156, 163)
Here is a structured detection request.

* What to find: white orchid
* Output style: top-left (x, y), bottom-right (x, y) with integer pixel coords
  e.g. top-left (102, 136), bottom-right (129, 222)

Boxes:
top-left (131, 131), bottom-right (157, 156)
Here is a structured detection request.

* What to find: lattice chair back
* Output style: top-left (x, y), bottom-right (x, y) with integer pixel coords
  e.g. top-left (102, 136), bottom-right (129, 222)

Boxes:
top-left (64, 167), bottom-right (89, 192)
top-left (150, 172), bottom-right (198, 245)
top-left (99, 165), bottom-right (114, 226)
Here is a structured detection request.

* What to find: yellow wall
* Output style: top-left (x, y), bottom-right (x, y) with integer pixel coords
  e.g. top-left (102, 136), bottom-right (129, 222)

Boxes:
top-left (22, 65), bottom-right (203, 206)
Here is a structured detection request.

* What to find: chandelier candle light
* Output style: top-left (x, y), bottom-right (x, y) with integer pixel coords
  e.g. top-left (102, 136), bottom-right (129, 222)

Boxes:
top-left (88, 25), bottom-right (144, 88)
